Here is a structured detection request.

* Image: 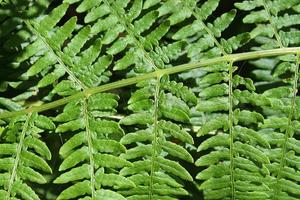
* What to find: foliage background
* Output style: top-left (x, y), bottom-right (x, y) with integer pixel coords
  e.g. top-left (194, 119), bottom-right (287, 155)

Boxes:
top-left (0, 0), bottom-right (300, 199)
top-left (35, 1), bottom-right (242, 198)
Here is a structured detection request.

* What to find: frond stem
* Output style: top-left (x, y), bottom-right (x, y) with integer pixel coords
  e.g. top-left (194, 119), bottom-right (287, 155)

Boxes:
top-left (6, 113), bottom-right (32, 200)
top-left (149, 76), bottom-right (161, 199)
top-left (228, 60), bottom-right (235, 200)
top-left (83, 99), bottom-right (96, 198)
top-left (1, 47), bottom-right (300, 119)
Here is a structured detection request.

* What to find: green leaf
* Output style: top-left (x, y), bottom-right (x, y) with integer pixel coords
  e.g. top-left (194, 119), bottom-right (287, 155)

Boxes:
top-left (121, 185), bottom-right (188, 196)
top-left (269, 0), bottom-right (299, 15)
top-left (159, 93), bottom-right (190, 123)
top-left (64, 26), bottom-right (91, 57)
top-left (127, 194), bottom-right (176, 200)
top-left (34, 115), bottom-right (55, 130)
top-left (0, 143), bottom-right (17, 155)
top-left (161, 41), bottom-right (188, 61)
top-left (158, 120), bottom-right (194, 144)
top-left (24, 136), bottom-right (51, 160)
top-left (27, 53), bottom-right (56, 77)
top-left (235, 0), bottom-right (263, 11)
top-left (199, 83), bottom-right (228, 98)
top-left (197, 97), bottom-right (229, 113)
top-left (162, 81), bottom-right (197, 105)
top-left (120, 160), bottom-right (152, 176)
top-left (91, 119), bottom-right (125, 139)
top-left (21, 151), bottom-right (52, 173)
top-left (94, 189), bottom-right (127, 200)
top-left (127, 0), bottom-right (142, 21)
top-left (37, 65), bottom-right (65, 88)
top-left (134, 11), bottom-right (158, 34)
top-left (196, 163), bottom-right (229, 180)
top-left (197, 72), bottom-right (227, 87)
top-left (234, 142), bottom-right (270, 164)
top-left (120, 144), bottom-right (152, 160)
top-left (162, 141), bottom-right (194, 163)
top-left (234, 109), bottom-right (264, 125)
top-left (243, 10), bottom-right (268, 23)
top-left (113, 51), bottom-right (135, 71)
top-left (197, 134), bottom-right (230, 151)
top-left (107, 36), bottom-right (134, 55)
top-left (95, 173), bottom-right (135, 189)
top-left (168, 6), bottom-right (191, 25)
top-left (54, 101), bottom-right (82, 122)
top-left (0, 158), bottom-right (14, 170)
top-left (94, 154), bottom-right (132, 168)
top-left (17, 166), bottom-right (46, 184)
top-left (120, 129), bottom-right (153, 145)
top-left (128, 172), bottom-right (182, 188)
top-left (102, 24), bottom-right (125, 45)
top-left (197, 0), bottom-right (220, 21)
top-left (197, 114), bottom-right (228, 136)
top-left (0, 97), bottom-right (23, 111)
top-left (52, 80), bottom-right (81, 96)
top-left (128, 87), bottom-right (154, 104)
top-left (199, 175), bottom-right (230, 190)
top-left (120, 112), bottom-right (153, 125)
top-left (209, 10), bottom-right (236, 37)
top-left (36, 3), bottom-right (69, 35)
top-left (12, 181), bottom-right (40, 200)
top-left (54, 164), bottom-right (90, 184)
top-left (84, 4), bottom-right (110, 23)
top-left (75, 39), bottom-right (102, 68)
top-left (157, 157), bottom-right (193, 181)
top-left (221, 33), bottom-right (251, 54)
top-left (76, 0), bottom-right (101, 13)
top-left (59, 132), bottom-right (86, 158)
top-left (172, 20), bottom-right (204, 40)
top-left (88, 93), bottom-right (119, 111)
top-left (260, 117), bottom-right (288, 131)
top-left (275, 14), bottom-right (300, 29)
top-left (56, 119), bottom-right (85, 133)
top-left (57, 180), bottom-right (91, 200)
top-left (143, 0), bottom-right (160, 9)
top-left (280, 30), bottom-right (300, 46)
top-left (279, 179), bottom-right (300, 195)
top-left (233, 75), bottom-right (255, 91)
top-left (93, 139), bottom-right (126, 155)
top-left (234, 90), bottom-right (270, 106)
top-left (47, 16), bottom-right (77, 50)
top-left (59, 147), bottom-right (89, 171)
top-left (145, 21), bottom-right (170, 50)
top-left (196, 150), bottom-right (230, 166)
top-left (128, 99), bottom-right (153, 112)
top-left (234, 126), bottom-right (270, 148)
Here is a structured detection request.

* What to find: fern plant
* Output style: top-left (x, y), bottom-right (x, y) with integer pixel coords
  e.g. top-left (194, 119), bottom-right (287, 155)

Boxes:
top-left (0, 0), bottom-right (299, 199)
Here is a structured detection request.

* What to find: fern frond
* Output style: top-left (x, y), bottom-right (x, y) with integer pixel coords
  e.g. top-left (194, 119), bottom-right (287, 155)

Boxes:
top-left (256, 53), bottom-right (300, 199)
top-left (53, 92), bottom-right (132, 199)
top-left (195, 58), bottom-right (272, 199)
top-left (118, 76), bottom-right (195, 199)
top-left (233, 2), bottom-right (300, 199)
top-left (0, 113), bottom-right (53, 199)
top-left (236, 0), bottom-right (299, 48)
top-left (1, 0), bottom-right (300, 199)
top-left (0, 2), bottom-right (114, 105)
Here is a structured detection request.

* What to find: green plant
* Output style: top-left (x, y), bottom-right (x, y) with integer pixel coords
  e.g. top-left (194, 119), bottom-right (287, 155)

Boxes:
top-left (0, 0), bottom-right (299, 199)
